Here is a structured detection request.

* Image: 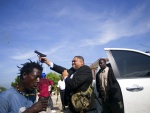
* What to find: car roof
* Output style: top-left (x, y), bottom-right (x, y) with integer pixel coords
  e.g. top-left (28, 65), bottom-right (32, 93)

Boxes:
top-left (90, 48), bottom-right (150, 69)
top-left (104, 48), bottom-right (150, 56)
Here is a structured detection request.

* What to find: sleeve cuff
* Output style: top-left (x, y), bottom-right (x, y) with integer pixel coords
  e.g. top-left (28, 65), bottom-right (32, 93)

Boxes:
top-left (49, 62), bottom-right (54, 68)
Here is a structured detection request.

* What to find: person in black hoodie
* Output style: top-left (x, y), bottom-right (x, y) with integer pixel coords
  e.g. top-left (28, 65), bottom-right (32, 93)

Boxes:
top-left (96, 59), bottom-right (124, 113)
top-left (39, 56), bottom-right (98, 113)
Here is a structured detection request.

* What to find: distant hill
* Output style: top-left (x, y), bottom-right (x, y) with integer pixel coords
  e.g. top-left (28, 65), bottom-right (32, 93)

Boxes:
top-left (0, 86), bottom-right (7, 92)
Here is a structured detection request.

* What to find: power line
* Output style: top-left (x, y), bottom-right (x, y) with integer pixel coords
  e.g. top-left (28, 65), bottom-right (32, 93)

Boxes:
top-left (139, 44), bottom-right (150, 48)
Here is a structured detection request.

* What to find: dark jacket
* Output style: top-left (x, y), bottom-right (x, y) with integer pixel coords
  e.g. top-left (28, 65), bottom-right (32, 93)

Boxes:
top-left (50, 63), bottom-right (75, 106)
top-left (96, 67), bottom-right (124, 103)
top-left (50, 64), bottom-right (96, 113)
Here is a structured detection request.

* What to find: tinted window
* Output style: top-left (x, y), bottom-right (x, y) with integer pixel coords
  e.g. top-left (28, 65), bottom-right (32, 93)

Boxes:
top-left (111, 50), bottom-right (150, 78)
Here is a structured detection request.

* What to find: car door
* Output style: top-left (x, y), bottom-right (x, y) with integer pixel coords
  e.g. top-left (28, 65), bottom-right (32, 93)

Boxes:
top-left (105, 48), bottom-right (150, 113)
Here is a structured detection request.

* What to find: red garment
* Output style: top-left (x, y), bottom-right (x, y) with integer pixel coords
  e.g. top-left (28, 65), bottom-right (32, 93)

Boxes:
top-left (37, 78), bottom-right (54, 97)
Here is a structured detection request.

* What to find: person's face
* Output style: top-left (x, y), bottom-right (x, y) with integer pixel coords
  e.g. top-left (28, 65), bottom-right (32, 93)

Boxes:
top-left (99, 60), bottom-right (106, 69)
top-left (72, 57), bottom-right (83, 69)
top-left (23, 68), bottom-right (41, 91)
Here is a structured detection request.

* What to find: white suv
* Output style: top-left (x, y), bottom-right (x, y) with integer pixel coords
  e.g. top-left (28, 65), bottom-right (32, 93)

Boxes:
top-left (90, 48), bottom-right (150, 113)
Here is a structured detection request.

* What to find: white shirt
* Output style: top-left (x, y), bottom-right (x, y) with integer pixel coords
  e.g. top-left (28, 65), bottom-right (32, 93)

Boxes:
top-left (57, 80), bottom-right (65, 90)
top-left (99, 66), bottom-right (109, 100)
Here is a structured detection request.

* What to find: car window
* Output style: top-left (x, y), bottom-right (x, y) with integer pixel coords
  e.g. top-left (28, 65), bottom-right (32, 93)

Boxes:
top-left (111, 50), bottom-right (150, 78)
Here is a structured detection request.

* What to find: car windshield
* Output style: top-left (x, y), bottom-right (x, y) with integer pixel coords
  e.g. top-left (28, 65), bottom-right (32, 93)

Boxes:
top-left (111, 50), bottom-right (150, 78)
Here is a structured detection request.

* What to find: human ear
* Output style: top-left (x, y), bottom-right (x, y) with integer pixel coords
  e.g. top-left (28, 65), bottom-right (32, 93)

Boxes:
top-left (80, 60), bottom-right (84, 65)
top-left (22, 72), bottom-right (27, 79)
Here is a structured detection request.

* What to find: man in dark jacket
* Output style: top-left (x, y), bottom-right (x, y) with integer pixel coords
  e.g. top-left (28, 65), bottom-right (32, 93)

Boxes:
top-left (96, 59), bottom-right (124, 113)
top-left (39, 56), bottom-right (97, 113)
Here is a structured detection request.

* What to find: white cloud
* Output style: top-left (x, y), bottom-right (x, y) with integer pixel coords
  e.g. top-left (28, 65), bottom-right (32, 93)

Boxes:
top-left (47, 45), bottom-right (66, 55)
top-left (55, 8), bottom-right (70, 18)
top-left (79, 4), bottom-right (150, 47)
top-left (11, 51), bottom-right (35, 60)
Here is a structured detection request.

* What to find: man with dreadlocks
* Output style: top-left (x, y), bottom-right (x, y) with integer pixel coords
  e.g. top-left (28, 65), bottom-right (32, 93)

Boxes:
top-left (0, 60), bottom-right (48, 113)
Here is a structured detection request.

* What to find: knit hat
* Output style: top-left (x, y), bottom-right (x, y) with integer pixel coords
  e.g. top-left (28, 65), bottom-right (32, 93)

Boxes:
top-left (41, 73), bottom-right (46, 78)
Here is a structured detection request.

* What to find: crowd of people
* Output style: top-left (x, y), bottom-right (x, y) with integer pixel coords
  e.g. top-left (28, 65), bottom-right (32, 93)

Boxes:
top-left (0, 55), bottom-right (124, 113)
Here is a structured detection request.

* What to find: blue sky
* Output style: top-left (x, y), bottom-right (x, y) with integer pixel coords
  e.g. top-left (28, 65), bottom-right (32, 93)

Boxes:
top-left (0, 0), bottom-right (150, 89)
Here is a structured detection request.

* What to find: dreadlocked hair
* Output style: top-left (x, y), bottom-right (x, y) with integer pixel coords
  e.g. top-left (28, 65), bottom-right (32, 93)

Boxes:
top-left (17, 59), bottom-right (43, 80)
